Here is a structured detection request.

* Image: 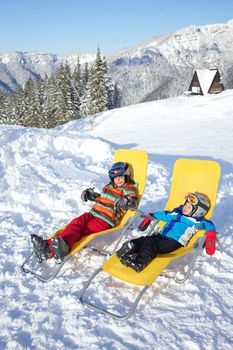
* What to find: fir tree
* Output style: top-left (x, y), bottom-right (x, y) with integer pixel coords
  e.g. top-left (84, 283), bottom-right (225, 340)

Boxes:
top-left (112, 82), bottom-right (122, 108)
top-left (44, 75), bottom-right (62, 127)
top-left (12, 86), bottom-right (27, 125)
top-left (73, 58), bottom-right (82, 98)
top-left (0, 89), bottom-right (8, 124)
top-left (81, 62), bottom-right (89, 96)
top-left (56, 63), bottom-right (70, 124)
top-left (102, 56), bottom-right (115, 109)
top-left (64, 62), bottom-right (80, 120)
top-left (47, 62), bottom-right (80, 127)
top-left (84, 47), bottom-right (108, 115)
top-left (80, 77), bottom-right (92, 117)
top-left (36, 76), bottom-right (48, 127)
top-left (23, 78), bottom-right (41, 127)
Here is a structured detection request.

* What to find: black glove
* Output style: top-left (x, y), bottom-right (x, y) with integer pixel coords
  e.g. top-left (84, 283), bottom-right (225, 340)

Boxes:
top-left (115, 196), bottom-right (133, 209)
top-left (81, 188), bottom-right (99, 202)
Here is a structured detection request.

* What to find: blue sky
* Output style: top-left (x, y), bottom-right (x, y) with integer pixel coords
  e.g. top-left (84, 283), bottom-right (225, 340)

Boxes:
top-left (1, 0), bottom-right (233, 54)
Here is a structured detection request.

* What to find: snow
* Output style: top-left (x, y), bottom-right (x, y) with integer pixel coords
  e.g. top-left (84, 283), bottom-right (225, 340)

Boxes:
top-left (227, 19), bottom-right (233, 28)
top-left (0, 90), bottom-right (233, 349)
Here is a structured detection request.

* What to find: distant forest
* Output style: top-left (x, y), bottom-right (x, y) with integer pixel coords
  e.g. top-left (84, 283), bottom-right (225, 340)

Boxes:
top-left (0, 48), bottom-right (121, 128)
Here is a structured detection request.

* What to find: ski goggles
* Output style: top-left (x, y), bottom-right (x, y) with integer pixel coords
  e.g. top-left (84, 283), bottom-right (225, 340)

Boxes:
top-left (109, 168), bottom-right (125, 179)
top-left (185, 193), bottom-right (199, 206)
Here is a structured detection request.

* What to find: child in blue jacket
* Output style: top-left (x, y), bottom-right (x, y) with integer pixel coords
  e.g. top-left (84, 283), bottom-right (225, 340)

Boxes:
top-left (116, 192), bottom-right (216, 272)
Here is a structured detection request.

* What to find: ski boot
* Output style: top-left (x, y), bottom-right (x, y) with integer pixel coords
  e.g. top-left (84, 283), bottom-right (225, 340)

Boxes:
top-left (127, 254), bottom-right (153, 273)
top-left (120, 253), bottom-right (137, 267)
top-left (51, 237), bottom-right (70, 264)
top-left (31, 234), bottom-right (51, 263)
top-left (116, 241), bottom-right (136, 259)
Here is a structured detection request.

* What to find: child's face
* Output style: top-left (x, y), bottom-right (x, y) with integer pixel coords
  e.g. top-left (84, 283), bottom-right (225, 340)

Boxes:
top-left (182, 202), bottom-right (193, 216)
top-left (113, 176), bottom-right (126, 187)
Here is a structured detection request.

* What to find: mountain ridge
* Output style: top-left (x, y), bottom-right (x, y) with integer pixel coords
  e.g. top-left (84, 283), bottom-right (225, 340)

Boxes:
top-left (1, 19), bottom-right (233, 104)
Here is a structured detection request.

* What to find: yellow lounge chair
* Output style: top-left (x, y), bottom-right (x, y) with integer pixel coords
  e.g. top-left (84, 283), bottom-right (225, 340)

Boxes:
top-left (21, 149), bottom-right (148, 282)
top-left (79, 158), bottom-right (221, 320)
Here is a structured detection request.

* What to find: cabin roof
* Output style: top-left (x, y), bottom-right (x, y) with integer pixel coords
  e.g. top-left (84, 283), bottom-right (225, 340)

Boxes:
top-left (195, 69), bottom-right (217, 95)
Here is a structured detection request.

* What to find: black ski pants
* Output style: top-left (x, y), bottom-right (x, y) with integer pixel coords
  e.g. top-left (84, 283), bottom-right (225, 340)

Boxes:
top-left (131, 234), bottom-right (183, 260)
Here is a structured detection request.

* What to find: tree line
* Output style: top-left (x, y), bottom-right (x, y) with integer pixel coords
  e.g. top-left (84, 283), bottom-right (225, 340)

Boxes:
top-left (0, 48), bottom-right (121, 128)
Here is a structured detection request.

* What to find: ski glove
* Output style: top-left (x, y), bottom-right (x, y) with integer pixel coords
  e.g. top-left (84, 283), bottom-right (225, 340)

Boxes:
top-left (138, 213), bottom-right (153, 231)
top-left (205, 230), bottom-right (217, 255)
top-left (81, 188), bottom-right (100, 202)
top-left (115, 196), bottom-right (134, 209)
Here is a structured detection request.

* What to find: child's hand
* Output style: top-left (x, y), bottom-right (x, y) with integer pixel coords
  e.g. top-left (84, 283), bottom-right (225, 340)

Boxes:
top-left (81, 188), bottom-right (99, 202)
top-left (115, 196), bottom-right (130, 209)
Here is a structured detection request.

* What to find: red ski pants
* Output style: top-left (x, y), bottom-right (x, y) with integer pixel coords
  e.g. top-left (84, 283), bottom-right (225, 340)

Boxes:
top-left (53, 212), bottom-right (112, 250)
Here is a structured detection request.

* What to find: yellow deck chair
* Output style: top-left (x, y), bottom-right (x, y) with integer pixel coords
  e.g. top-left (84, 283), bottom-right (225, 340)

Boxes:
top-left (79, 158), bottom-right (221, 320)
top-left (21, 149), bottom-right (148, 282)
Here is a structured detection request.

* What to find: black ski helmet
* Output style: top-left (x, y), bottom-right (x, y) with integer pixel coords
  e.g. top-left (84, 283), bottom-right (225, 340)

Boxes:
top-left (108, 162), bottom-right (131, 181)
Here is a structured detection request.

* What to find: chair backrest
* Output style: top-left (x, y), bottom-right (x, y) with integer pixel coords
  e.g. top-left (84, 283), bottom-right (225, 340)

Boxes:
top-left (113, 149), bottom-right (148, 224)
top-left (164, 158), bottom-right (221, 219)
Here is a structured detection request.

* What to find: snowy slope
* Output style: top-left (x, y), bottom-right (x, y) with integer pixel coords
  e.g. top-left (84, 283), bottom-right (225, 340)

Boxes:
top-left (0, 91), bottom-right (233, 349)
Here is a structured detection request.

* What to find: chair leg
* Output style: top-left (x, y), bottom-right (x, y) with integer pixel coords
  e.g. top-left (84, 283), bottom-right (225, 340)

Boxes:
top-left (21, 250), bottom-right (71, 282)
top-left (175, 236), bottom-right (206, 283)
top-left (216, 237), bottom-right (223, 252)
top-left (79, 268), bottom-right (149, 320)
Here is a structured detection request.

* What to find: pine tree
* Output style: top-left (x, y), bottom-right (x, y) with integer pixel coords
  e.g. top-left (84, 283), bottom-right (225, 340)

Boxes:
top-left (112, 82), bottom-right (122, 108)
top-left (4, 93), bottom-right (17, 125)
top-left (23, 77), bottom-right (41, 127)
top-left (56, 63), bottom-right (70, 124)
top-left (0, 89), bottom-right (8, 124)
top-left (12, 86), bottom-right (27, 125)
top-left (43, 62), bottom-right (80, 127)
top-left (102, 56), bottom-right (114, 109)
top-left (64, 62), bottom-right (80, 120)
top-left (84, 47), bottom-right (108, 115)
top-left (44, 75), bottom-right (61, 127)
top-left (36, 76), bottom-right (48, 127)
top-left (80, 77), bottom-right (92, 117)
top-left (73, 57), bottom-right (82, 98)
top-left (79, 62), bottom-right (90, 116)
top-left (81, 62), bottom-right (89, 96)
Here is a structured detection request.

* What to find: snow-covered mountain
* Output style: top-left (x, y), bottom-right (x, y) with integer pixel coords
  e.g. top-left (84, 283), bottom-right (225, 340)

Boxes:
top-left (0, 90), bottom-right (232, 349)
top-left (0, 51), bottom-right (96, 93)
top-left (1, 19), bottom-right (233, 104)
top-left (109, 19), bottom-right (233, 104)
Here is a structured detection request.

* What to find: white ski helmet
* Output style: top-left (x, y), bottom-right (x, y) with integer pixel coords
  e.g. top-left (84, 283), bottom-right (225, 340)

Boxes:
top-left (185, 192), bottom-right (211, 218)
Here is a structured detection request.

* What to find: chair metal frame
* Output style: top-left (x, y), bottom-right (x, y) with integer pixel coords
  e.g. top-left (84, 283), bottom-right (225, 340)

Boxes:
top-left (79, 267), bottom-right (149, 320)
